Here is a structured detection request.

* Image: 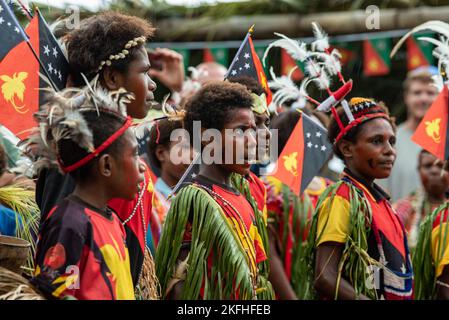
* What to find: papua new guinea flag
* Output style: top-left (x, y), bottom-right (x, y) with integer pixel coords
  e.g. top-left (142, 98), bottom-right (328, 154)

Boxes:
top-left (225, 28), bottom-right (272, 104)
top-left (412, 85), bottom-right (449, 161)
top-left (363, 38), bottom-right (391, 76)
top-left (0, 8), bottom-right (38, 138)
top-left (271, 111), bottom-right (332, 195)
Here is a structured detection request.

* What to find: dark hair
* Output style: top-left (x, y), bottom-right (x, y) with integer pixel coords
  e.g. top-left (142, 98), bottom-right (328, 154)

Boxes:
top-left (65, 11), bottom-right (155, 86)
top-left (0, 142), bottom-right (7, 175)
top-left (57, 109), bottom-right (128, 182)
top-left (418, 148), bottom-right (432, 167)
top-left (148, 119), bottom-right (183, 169)
top-left (328, 100), bottom-right (396, 160)
top-left (270, 109), bottom-right (301, 154)
top-left (183, 81), bottom-right (253, 146)
top-left (227, 76), bottom-right (264, 95)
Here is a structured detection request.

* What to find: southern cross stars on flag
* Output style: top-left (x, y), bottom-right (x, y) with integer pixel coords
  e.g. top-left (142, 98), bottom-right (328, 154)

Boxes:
top-left (0, 6), bottom-right (69, 138)
top-left (36, 9), bottom-right (69, 91)
top-left (227, 50), bottom-right (254, 77)
top-left (225, 26), bottom-right (272, 104)
top-left (0, 0), bottom-right (28, 61)
top-left (271, 111), bottom-right (332, 195)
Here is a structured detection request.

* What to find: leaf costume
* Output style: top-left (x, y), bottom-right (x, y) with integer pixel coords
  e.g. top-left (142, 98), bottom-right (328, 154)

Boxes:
top-left (413, 202), bottom-right (449, 299)
top-left (299, 170), bottom-right (413, 300)
top-left (156, 176), bottom-right (268, 300)
top-left (231, 172), bottom-right (274, 300)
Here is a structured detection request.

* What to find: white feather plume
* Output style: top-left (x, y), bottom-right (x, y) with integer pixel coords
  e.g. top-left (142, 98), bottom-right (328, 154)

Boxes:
top-left (268, 67), bottom-right (305, 108)
top-left (313, 72), bottom-right (331, 90)
top-left (57, 109), bottom-right (94, 152)
top-left (263, 33), bottom-right (308, 66)
top-left (417, 36), bottom-right (449, 77)
top-left (305, 60), bottom-right (321, 78)
top-left (318, 49), bottom-right (342, 76)
top-left (311, 22), bottom-right (329, 52)
top-left (187, 66), bottom-right (208, 81)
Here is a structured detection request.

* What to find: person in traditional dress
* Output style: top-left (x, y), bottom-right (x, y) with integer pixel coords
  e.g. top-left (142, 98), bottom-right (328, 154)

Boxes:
top-left (145, 119), bottom-right (193, 254)
top-left (302, 98), bottom-right (413, 300)
top-left (156, 81), bottom-right (271, 299)
top-left (227, 76), bottom-right (274, 299)
top-left (394, 149), bottom-right (449, 250)
top-left (413, 164), bottom-right (449, 299)
top-left (35, 12), bottom-right (158, 291)
top-left (31, 87), bottom-right (143, 300)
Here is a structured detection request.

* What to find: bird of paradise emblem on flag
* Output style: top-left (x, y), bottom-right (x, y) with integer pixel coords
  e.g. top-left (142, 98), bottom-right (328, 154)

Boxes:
top-left (0, 71), bottom-right (29, 114)
top-left (425, 118), bottom-right (441, 144)
top-left (282, 152), bottom-right (298, 177)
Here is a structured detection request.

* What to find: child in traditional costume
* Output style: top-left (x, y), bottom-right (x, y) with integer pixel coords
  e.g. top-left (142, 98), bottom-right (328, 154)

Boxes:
top-left (31, 86), bottom-right (143, 300)
top-left (35, 12), bottom-right (158, 293)
top-left (156, 82), bottom-right (270, 299)
top-left (227, 76), bottom-right (274, 300)
top-left (394, 149), bottom-right (449, 250)
top-left (146, 119), bottom-right (193, 254)
top-left (302, 98), bottom-right (413, 300)
top-left (413, 166), bottom-right (449, 299)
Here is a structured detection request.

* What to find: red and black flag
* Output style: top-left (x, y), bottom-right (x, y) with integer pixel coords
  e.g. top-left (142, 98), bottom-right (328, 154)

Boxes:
top-left (412, 85), bottom-right (449, 161)
top-left (0, 0), bottom-right (28, 61)
top-left (0, 8), bottom-right (69, 138)
top-left (0, 0), bottom-right (36, 138)
top-left (271, 111), bottom-right (332, 195)
top-left (32, 9), bottom-right (70, 102)
top-left (225, 26), bottom-right (272, 104)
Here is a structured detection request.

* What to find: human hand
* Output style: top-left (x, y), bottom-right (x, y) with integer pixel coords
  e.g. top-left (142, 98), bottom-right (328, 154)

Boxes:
top-left (148, 48), bottom-right (185, 93)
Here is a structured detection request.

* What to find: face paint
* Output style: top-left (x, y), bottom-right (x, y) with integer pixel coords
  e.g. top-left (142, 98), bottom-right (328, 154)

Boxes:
top-left (346, 118), bottom-right (396, 181)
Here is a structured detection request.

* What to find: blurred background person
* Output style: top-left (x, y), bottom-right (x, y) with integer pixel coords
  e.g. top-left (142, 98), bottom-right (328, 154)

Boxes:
top-left (379, 67), bottom-right (439, 202)
top-left (394, 149), bottom-right (449, 250)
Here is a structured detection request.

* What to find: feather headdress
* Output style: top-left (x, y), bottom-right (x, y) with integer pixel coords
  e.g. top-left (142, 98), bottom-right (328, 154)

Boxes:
top-left (264, 22), bottom-right (351, 115)
top-left (28, 78), bottom-right (134, 174)
top-left (268, 67), bottom-right (308, 109)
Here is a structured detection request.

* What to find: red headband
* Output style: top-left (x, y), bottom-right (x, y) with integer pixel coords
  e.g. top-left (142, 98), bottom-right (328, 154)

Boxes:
top-left (334, 112), bottom-right (389, 144)
top-left (58, 116), bottom-right (133, 173)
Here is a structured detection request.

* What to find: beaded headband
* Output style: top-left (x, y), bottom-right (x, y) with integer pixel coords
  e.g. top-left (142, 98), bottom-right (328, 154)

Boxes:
top-left (334, 97), bottom-right (389, 143)
top-left (96, 36), bottom-right (147, 73)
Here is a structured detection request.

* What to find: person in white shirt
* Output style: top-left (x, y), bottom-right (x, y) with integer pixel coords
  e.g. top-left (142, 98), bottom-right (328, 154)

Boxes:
top-left (379, 67), bottom-right (439, 202)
